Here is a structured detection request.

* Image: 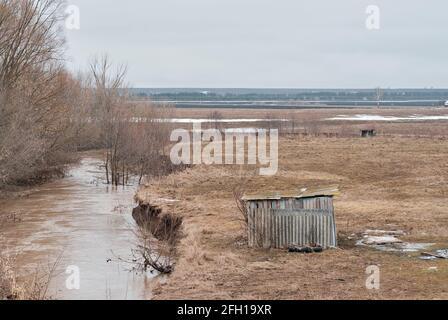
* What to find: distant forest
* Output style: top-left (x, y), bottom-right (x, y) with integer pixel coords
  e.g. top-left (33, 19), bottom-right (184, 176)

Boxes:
top-left (129, 88), bottom-right (448, 107)
top-left (130, 88), bottom-right (448, 101)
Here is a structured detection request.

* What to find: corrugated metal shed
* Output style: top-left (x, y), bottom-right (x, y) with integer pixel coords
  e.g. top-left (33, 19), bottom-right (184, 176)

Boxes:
top-left (243, 186), bottom-right (339, 249)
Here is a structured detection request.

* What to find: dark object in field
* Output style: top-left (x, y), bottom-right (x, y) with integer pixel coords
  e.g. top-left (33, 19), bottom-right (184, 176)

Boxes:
top-left (288, 245), bottom-right (323, 253)
top-left (361, 129), bottom-right (376, 137)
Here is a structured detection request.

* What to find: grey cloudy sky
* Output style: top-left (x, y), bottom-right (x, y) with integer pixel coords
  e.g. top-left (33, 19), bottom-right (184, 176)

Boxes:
top-left (65, 0), bottom-right (448, 88)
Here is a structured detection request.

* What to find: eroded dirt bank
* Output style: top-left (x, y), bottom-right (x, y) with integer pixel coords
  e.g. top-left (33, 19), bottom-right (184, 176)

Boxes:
top-left (132, 203), bottom-right (183, 242)
top-left (137, 136), bottom-right (448, 300)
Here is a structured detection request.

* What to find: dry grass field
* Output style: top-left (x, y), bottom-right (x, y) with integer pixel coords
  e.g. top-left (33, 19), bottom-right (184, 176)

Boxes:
top-left (136, 107), bottom-right (448, 300)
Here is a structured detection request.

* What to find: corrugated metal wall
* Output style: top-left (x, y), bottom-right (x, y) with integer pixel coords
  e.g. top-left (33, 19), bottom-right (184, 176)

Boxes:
top-left (246, 196), bottom-right (337, 249)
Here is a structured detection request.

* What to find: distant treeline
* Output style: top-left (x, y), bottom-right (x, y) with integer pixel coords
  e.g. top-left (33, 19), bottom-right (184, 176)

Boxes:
top-left (129, 88), bottom-right (448, 104)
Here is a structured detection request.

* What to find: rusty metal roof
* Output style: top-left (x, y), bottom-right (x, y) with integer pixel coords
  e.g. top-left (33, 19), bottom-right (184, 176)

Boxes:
top-left (242, 185), bottom-right (339, 201)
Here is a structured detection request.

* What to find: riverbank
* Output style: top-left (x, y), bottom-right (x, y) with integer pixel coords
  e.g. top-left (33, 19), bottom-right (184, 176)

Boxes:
top-left (0, 151), bottom-right (89, 201)
top-left (137, 135), bottom-right (448, 299)
top-left (0, 168), bottom-right (68, 201)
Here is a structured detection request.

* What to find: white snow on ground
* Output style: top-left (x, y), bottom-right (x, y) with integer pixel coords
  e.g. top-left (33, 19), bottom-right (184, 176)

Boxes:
top-left (130, 118), bottom-right (290, 123)
top-left (163, 118), bottom-right (289, 123)
top-left (328, 114), bottom-right (448, 121)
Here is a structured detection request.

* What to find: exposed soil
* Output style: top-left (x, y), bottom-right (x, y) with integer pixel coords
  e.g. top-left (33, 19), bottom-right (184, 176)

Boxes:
top-left (132, 203), bottom-right (183, 242)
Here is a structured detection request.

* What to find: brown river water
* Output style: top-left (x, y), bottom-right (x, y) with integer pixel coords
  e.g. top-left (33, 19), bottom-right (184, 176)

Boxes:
top-left (0, 156), bottom-right (154, 300)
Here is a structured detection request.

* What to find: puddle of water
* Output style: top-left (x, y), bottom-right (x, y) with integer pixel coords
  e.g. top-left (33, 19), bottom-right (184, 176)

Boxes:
top-left (0, 157), bottom-right (153, 300)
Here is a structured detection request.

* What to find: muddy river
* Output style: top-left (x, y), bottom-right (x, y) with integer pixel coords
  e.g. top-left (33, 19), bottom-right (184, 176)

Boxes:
top-left (0, 156), bottom-right (153, 300)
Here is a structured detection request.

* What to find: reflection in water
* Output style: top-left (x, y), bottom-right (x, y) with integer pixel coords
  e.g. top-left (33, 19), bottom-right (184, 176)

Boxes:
top-left (0, 157), bottom-right (153, 300)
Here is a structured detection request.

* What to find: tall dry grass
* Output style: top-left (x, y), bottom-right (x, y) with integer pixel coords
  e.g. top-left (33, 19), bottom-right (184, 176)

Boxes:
top-left (0, 254), bottom-right (58, 300)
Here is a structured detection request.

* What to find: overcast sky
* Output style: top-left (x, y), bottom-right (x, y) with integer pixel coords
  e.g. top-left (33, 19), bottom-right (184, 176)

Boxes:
top-left (65, 0), bottom-right (448, 88)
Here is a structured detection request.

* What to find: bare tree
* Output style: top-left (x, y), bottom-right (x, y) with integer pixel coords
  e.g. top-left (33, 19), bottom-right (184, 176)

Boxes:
top-left (89, 54), bottom-right (128, 185)
top-left (0, 0), bottom-right (64, 91)
top-left (0, 0), bottom-right (81, 186)
top-left (89, 55), bottom-right (183, 186)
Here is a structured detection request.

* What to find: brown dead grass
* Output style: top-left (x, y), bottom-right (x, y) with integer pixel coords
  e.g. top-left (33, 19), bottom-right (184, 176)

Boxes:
top-left (0, 254), bottom-right (56, 300)
top-left (137, 113), bottom-right (448, 300)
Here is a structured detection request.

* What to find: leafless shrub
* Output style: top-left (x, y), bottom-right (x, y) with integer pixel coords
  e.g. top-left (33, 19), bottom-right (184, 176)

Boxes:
top-left (263, 112), bottom-right (285, 132)
top-left (304, 121), bottom-right (321, 136)
top-left (207, 110), bottom-right (223, 130)
top-left (0, 255), bottom-right (23, 300)
top-left (233, 187), bottom-right (248, 227)
top-left (338, 123), bottom-right (354, 137)
top-left (0, 253), bottom-right (60, 300)
top-left (287, 111), bottom-right (299, 134)
top-left (232, 171), bottom-right (271, 248)
top-left (131, 224), bottom-right (176, 274)
top-left (232, 171), bottom-right (256, 227)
